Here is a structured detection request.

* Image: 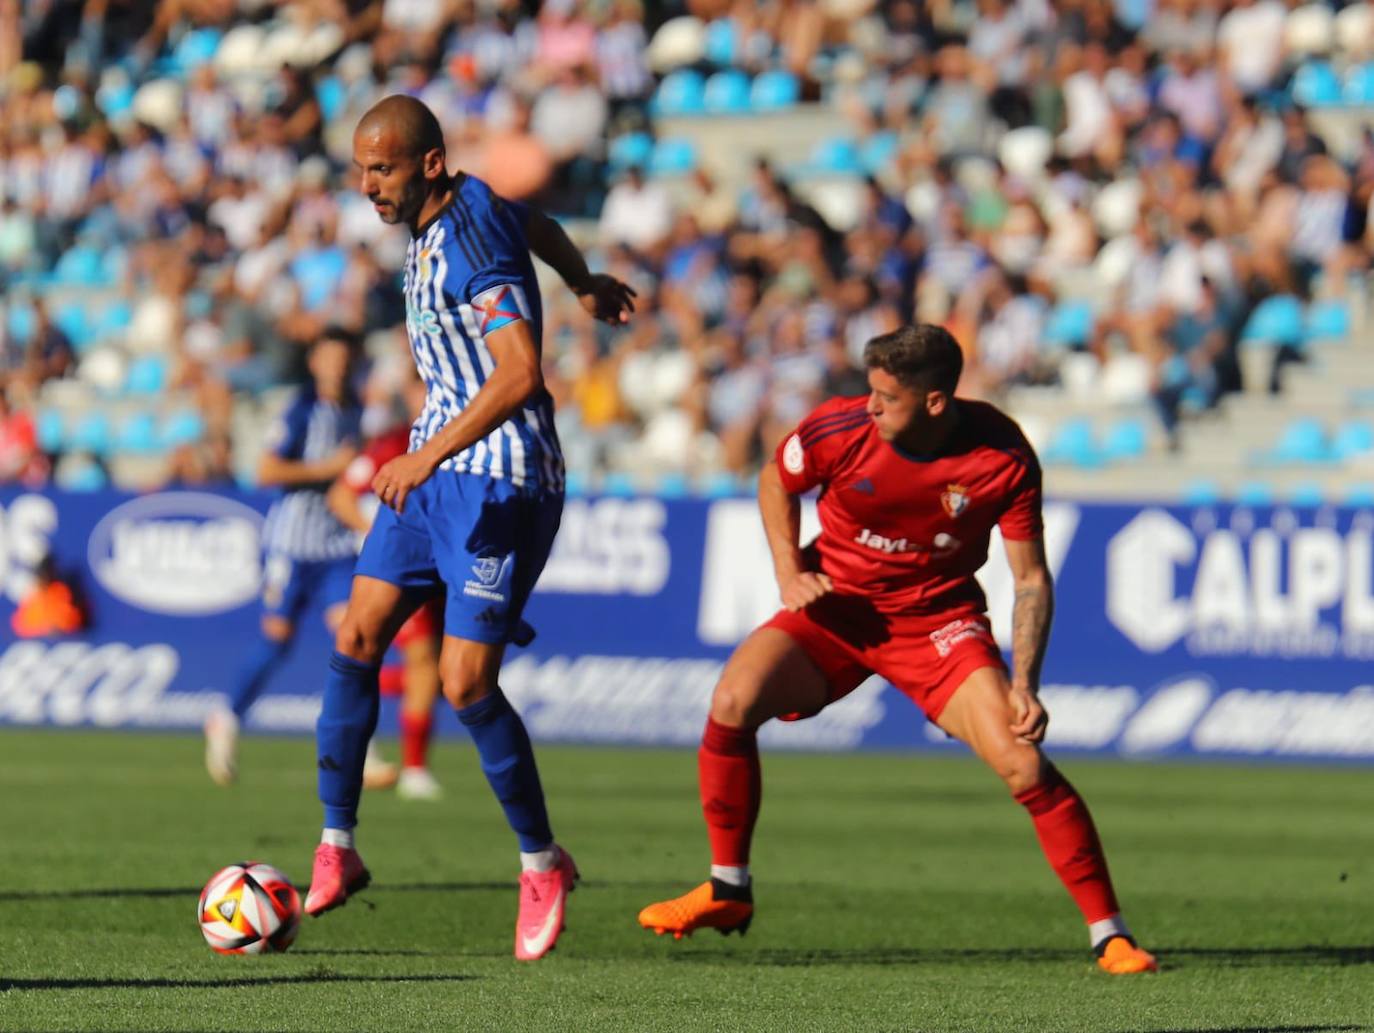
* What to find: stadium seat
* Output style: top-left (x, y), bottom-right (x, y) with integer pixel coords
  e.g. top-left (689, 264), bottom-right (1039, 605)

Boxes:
top-left (315, 75), bottom-right (346, 122)
top-left (59, 457), bottom-right (109, 491)
top-left (1344, 483), bottom-right (1374, 507)
top-left (647, 136), bottom-right (698, 176)
top-left (563, 470), bottom-right (589, 497)
top-left (704, 18), bottom-right (738, 67)
top-left (77, 347), bottom-right (127, 395)
top-left (601, 471), bottom-right (637, 496)
top-left (159, 410), bottom-right (206, 449)
top-left (858, 132), bottom-right (899, 174)
top-left (36, 409), bottom-right (65, 453)
top-left (53, 245), bottom-right (107, 287)
top-left (70, 411), bottom-right (113, 456)
top-left (697, 471), bottom-right (743, 497)
top-left (1304, 299), bottom-right (1351, 345)
top-left (802, 137), bottom-right (862, 176)
top-left (703, 70), bottom-right (752, 115)
top-left (1290, 60), bottom-right (1343, 107)
top-left (1041, 419), bottom-right (1102, 468)
top-left (1288, 482), bottom-right (1327, 507)
top-left (650, 69), bottom-right (706, 117)
top-left (123, 354), bottom-right (168, 396)
top-left (609, 131), bottom-right (654, 171)
top-left (1100, 418), bottom-right (1148, 461)
top-left (656, 471), bottom-right (690, 497)
top-left (647, 16), bottom-right (707, 73)
top-left (1241, 294), bottom-right (1304, 347)
top-left (750, 69), bottom-right (800, 112)
top-left (1332, 420), bottom-right (1374, 459)
top-left (1042, 301), bottom-right (1094, 349)
top-left (1266, 417), bottom-right (1330, 465)
top-left (1235, 481), bottom-right (1276, 506)
top-left (1344, 63), bottom-right (1374, 106)
top-left (171, 27), bottom-right (222, 76)
top-left (1180, 479), bottom-right (1222, 505)
top-left (52, 304), bottom-right (94, 352)
top-left (6, 301), bottom-right (34, 344)
top-left (93, 299), bottom-right (133, 347)
top-left (95, 72), bottom-right (135, 120)
top-left (115, 412), bottom-right (160, 456)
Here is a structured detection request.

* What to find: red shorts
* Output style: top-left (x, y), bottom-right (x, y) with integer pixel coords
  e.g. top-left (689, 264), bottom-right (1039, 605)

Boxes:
top-left (763, 595), bottom-right (1006, 722)
top-left (393, 599), bottom-right (441, 649)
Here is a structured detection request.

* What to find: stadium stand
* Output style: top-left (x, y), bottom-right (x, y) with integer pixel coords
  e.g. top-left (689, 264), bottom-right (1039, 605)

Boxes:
top-left (0, 0), bottom-right (1371, 503)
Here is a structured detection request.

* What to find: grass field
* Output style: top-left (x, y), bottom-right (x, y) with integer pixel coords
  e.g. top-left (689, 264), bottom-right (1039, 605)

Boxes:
top-left (1, 728), bottom-right (1371, 1033)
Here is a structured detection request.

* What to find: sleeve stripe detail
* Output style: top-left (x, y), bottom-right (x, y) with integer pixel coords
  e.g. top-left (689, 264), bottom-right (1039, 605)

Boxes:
top-left (449, 200), bottom-right (492, 267)
top-left (799, 411), bottom-right (869, 446)
top-left (800, 418), bottom-right (871, 449)
top-left (443, 210), bottom-right (481, 271)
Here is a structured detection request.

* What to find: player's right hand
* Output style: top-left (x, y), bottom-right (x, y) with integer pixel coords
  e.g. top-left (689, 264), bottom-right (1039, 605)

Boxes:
top-left (779, 571), bottom-right (833, 612)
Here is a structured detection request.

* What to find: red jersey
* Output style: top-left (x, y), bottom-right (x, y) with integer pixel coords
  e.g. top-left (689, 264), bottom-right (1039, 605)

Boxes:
top-left (341, 427), bottom-right (411, 529)
top-left (774, 395), bottom-right (1042, 618)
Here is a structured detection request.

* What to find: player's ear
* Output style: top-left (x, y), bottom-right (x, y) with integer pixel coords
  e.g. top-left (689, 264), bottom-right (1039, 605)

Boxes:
top-left (422, 147), bottom-right (447, 181)
top-left (925, 389), bottom-right (948, 416)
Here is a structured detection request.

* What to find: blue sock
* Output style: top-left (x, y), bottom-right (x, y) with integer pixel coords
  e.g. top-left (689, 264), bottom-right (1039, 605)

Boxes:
top-left (228, 635), bottom-right (293, 718)
top-left (316, 652), bottom-right (380, 831)
top-left (456, 689), bottom-right (552, 853)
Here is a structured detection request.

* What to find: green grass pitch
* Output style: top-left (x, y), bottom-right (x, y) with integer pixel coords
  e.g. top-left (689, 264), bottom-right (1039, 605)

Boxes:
top-left (1, 728), bottom-right (1371, 1033)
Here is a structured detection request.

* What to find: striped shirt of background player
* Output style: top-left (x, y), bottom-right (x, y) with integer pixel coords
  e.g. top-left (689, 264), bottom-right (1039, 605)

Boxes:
top-left (402, 182), bottom-right (563, 492)
top-left (261, 393), bottom-right (359, 561)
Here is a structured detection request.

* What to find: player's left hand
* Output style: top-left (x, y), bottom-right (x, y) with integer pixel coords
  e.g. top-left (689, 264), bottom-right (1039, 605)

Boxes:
top-left (575, 273), bottom-right (637, 325)
top-left (1008, 683), bottom-right (1048, 743)
top-left (373, 450), bottom-right (438, 514)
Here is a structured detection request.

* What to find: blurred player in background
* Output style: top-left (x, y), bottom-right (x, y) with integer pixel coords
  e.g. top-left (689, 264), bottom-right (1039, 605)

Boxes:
top-left (639, 324), bottom-right (1158, 975)
top-left (327, 372), bottom-right (444, 802)
top-left (205, 329), bottom-right (373, 787)
top-left (305, 95), bottom-right (636, 960)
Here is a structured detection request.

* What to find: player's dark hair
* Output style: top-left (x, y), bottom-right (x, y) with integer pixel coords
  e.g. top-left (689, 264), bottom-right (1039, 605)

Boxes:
top-left (863, 324), bottom-right (963, 395)
top-left (316, 325), bottom-right (360, 353)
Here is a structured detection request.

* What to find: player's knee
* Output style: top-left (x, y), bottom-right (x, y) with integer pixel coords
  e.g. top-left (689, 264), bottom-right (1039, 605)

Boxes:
top-left (261, 617), bottom-right (293, 642)
top-left (995, 744), bottom-right (1046, 796)
top-left (709, 676), bottom-right (764, 729)
top-left (441, 668), bottom-right (495, 710)
top-left (334, 615), bottom-right (385, 664)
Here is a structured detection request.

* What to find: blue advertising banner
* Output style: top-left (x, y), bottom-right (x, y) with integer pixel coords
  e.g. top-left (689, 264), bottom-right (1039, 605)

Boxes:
top-left (3, 488), bottom-right (1373, 760)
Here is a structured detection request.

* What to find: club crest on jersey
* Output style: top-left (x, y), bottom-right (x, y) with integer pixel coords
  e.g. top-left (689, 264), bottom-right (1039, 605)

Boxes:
top-left (941, 483), bottom-right (970, 518)
top-left (417, 248), bottom-right (433, 283)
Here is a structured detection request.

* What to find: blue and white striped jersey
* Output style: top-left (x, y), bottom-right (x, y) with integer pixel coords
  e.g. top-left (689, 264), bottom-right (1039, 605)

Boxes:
top-left (260, 386), bottom-right (361, 561)
top-left (402, 173), bottom-right (564, 492)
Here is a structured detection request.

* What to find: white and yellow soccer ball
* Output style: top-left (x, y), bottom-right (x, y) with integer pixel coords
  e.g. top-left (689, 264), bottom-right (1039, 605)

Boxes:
top-left (198, 862), bottom-right (302, 955)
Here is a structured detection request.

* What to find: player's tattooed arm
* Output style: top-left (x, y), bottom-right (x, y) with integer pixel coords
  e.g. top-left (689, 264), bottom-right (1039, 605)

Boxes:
top-left (1004, 536), bottom-right (1054, 741)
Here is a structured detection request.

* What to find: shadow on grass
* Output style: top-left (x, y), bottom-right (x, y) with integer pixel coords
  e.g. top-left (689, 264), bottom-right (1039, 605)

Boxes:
top-left (1138, 1026), bottom-right (1366, 1033)
top-left (0, 973), bottom-right (473, 992)
top-left (289, 949), bottom-right (445, 958)
top-left (665, 944), bottom-right (1374, 969)
top-left (0, 886), bottom-right (197, 902)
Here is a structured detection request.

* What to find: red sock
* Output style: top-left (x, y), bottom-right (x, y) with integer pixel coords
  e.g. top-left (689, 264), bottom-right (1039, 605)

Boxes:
top-left (399, 710), bottom-right (433, 770)
top-left (698, 717), bottom-right (761, 866)
top-left (1014, 766), bottom-right (1120, 923)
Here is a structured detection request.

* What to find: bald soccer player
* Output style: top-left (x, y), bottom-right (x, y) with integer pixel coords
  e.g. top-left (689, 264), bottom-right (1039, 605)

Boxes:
top-left (305, 95), bottom-right (636, 960)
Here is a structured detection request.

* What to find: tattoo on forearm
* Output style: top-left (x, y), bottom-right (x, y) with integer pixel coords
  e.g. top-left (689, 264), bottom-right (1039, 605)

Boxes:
top-left (1011, 583), bottom-right (1054, 688)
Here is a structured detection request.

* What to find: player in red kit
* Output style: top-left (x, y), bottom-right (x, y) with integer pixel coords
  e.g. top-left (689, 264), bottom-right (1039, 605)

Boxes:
top-left (637, 324), bottom-right (1157, 975)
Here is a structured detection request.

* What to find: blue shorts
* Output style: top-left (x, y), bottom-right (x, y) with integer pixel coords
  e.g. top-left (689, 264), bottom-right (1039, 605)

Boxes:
top-left (261, 553), bottom-right (355, 624)
top-left (354, 472), bottom-right (562, 645)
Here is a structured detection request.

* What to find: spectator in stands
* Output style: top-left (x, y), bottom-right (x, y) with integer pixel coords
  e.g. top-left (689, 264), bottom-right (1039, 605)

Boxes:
top-left (598, 164), bottom-right (672, 252)
top-left (0, 387), bottom-right (43, 484)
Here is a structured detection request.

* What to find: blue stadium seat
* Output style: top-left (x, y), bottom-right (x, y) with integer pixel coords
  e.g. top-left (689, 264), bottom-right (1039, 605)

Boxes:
top-left (1180, 479), bottom-right (1222, 505)
top-left (95, 78), bottom-right (135, 120)
top-left (315, 75), bottom-right (346, 122)
top-left (563, 470), bottom-right (589, 497)
top-left (1344, 483), bottom-right (1374, 507)
top-left (53, 245), bottom-right (108, 287)
top-left (650, 70), bottom-right (706, 117)
top-left (123, 354), bottom-right (168, 396)
top-left (158, 410), bottom-right (206, 449)
top-left (648, 137), bottom-right (698, 176)
top-left (656, 471), bottom-right (690, 497)
top-left (64, 460), bottom-right (109, 492)
top-left (1291, 60), bottom-right (1344, 107)
top-left (1041, 419), bottom-right (1102, 468)
top-left (703, 70), bottom-right (752, 114)
top-left (703, 18), bottom-right (738, 66)
top-left (52, 304), bottom-right (94, 352)
top-left (6, 302), bottom-right (34, 344)
top-left (697, 471), bottom-right (743, 497)
top-left (70, 411), bottom-right (113, 456)
top-left (1100, 418), bottom-right (1148, 461)
top-left (36, 409), bottom-right (65, 452)
top-left (749, 69), bottom-right (800, 112)
top-left (1235, 481), bottom-right (1276, 506)
top-left (804, 137), bottom-right (862, 176)
top-left (171, 27), bottom-right (221, 76)
top-left (1042, 301), bottom-right (1094, 349)
top-left (1240, 294), bottom-right (1304, 347)
top-left (601, 471), bottom-right (637, 496)
top-left (94, 299), bottom-right (132, 347)
top-left (1332, 420), bottom-right (1374, 459)
top-left (115, 412), bottom-right (160, 455)
top-left (858, 132), bottom-right (899, 174)
top-left (1267, 417), bottom-right (1329, 464)
top-left (608, 131), bottom-right (654, 171)
top-left (1344, 63), bottom-right (1374, 105)
top-left (1304, 299), bottom-right (1350, 345)
top-left (1288, 482), bottom-right (1327, 507)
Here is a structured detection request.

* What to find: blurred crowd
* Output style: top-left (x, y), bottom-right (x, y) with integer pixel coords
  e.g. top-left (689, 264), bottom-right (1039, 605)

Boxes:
top-left (0, 0), bottom-right (1372, 490)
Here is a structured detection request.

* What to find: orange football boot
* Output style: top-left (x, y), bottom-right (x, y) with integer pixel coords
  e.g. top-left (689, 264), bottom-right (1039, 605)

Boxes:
top-left (1096, 935), bottom-right (1160, 974)
top-left (638, 879), bottom-right (753, 940)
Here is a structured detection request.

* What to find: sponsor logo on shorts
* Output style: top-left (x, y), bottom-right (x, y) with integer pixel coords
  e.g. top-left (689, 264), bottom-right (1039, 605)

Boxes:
top-left (464, 554), bottom-right (512, 602)
top-left (928, 617), bottom-right (993, 658)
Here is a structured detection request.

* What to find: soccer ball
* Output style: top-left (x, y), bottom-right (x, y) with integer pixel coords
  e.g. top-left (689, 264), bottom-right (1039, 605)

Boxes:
top-left (197, 862), bottom-right (302, 955)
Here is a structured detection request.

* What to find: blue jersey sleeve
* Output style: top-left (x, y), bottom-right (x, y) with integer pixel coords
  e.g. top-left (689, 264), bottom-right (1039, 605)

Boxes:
top-left (264, 392), bottom-right (310, 460)
top-left (451, 178), bottom-right (536, 339)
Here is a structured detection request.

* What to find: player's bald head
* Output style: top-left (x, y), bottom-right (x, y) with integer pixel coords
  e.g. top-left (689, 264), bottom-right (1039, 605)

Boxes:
top-left (355, 95), bottom-right (445, 158)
